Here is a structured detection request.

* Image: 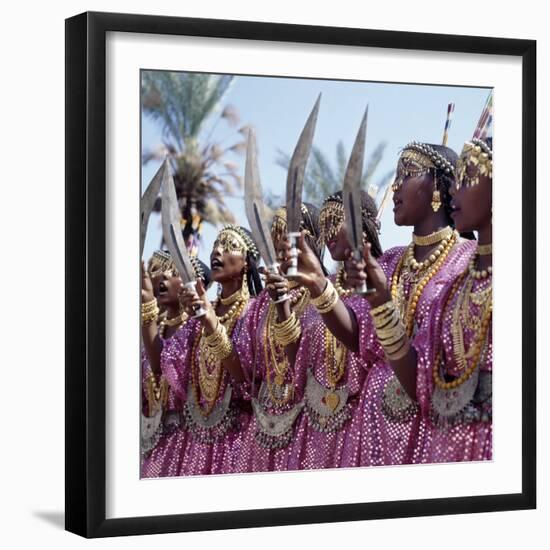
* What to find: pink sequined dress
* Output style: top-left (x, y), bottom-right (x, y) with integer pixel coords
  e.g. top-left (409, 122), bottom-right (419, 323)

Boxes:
top-left (153, 304), bottom-right (253, 477)
top-left (356, 238), bottom-right (476, 467)
top-left (286, 277), bottom-right (374, 471)
top-left (231, 288), bottom-right (319, 473)
top-left (140, 340), bottom-right (190, 478)
top-left (416, 270), bottom-right (493, 463)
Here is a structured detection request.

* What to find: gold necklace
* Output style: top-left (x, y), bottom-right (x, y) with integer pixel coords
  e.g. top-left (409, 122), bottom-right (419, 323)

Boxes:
top-left (437, 272), bottom-right (492, 388)
top-left (159, 312), bottom-right (188, 338)
top-left (391, 230), bottom-right (457, 336)
top-left (451, 271), bottom-right (492, 371)
top-left (323, 327), bottom-right (347, 411)
top-left (412, 226), bottom-right (453, 247)
top-left (406, 231), bottom-right (453, 273)
top-left (219, 287), bottom-right (243, 306)
top-left (334, 267), bottom-right (354, 298)
top-left (264, 285), bottom-right (310, 404)
top-left (192, 296), bottom-right (247, 416)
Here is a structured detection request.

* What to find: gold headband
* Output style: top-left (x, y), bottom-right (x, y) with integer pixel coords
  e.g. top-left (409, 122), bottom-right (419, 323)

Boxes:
top-left (148, 250), bottom-right (177, 278)
top-left (271, 205), bottom-right (315, 241)
top-left (392, 142), bottom-right (455, 191)
top-left (456, 139), bottom-right (492, 188)
top-left (214, 225), bottom-right (260, 260)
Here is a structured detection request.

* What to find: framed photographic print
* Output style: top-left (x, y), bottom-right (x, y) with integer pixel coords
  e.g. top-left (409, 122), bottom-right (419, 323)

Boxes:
top-left (65, 11), bottom-right (536, 538)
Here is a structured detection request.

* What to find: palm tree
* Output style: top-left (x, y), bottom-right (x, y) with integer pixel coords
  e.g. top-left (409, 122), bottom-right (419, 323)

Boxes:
top-left (142, 71), bottom-right (249, 253)
top-left (273, 141), bottom-right (394, 209)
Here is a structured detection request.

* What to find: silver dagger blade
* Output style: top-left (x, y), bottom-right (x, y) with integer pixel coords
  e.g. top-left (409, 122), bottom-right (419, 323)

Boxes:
top-left (244, 129), bottom-right (277, 267)
top-left (343, 106), bottom-right (368, 253)
top-left (286, 94), bottom-right (321, 233)
top-left (140, 160), bottom-right (165, 257)
top-left (160, 161), bottom-right (196, 284)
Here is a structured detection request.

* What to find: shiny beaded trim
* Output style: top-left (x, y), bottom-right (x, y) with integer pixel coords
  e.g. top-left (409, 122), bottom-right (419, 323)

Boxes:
top-left (183, 384), bottom-right (239, 444)
top-left (140, 408), bottom-right (163, 455)
top-left (252, 395), bottom-right (304, 450)
top-left (381, 376), bottom-right (419, 423)
top-left (304, 370), bottom-right (351, 433)
top-left (431, 368), bottom-right (492, 429)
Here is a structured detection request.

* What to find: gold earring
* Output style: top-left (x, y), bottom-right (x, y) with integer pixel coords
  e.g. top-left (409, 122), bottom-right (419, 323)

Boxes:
top-left (431, 190), bottom-right (441, 212)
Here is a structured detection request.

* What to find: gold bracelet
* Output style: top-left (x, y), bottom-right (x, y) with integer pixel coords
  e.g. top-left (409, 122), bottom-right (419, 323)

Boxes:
top-left (141, 300), bottom-right (160, 325)
top-left (205, 324), bottom-right (233, 361)
top-left (316, 287), bottom-right (339, 314)
top-left (371, 300), bottom-right (395, 317)
top-left (377, 324), bottom-right (406, 347)
top-left (385, 339), bottom-right (410, 361)
top-left (273, 313), bottom-right (302, 346)
top-left (309, 279), bottom-right (335, 307)
top-left (374, 310), bottom-right (401, 332)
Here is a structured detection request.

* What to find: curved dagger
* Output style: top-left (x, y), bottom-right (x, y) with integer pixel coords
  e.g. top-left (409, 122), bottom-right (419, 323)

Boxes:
top-left (140, 160), bottom-right (166, 257)
top-left (285, 94), bottom-right (321, 277)
top-left (160, 159), bottom-right (206, 317)
top-left (343, 106), bottom-right (375, 294)
top-left (244, 129), bottom-right (288, 303)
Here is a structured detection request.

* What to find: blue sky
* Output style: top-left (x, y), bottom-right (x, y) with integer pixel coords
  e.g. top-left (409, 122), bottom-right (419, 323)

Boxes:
top-left (141, 72), bottom-right (489, 280)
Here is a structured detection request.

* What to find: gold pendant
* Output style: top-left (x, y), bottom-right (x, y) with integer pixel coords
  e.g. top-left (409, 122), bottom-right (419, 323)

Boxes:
top-left (325, 391), bottom-right (340, 411)
top-left (274, 374), bottom-right (285, 386)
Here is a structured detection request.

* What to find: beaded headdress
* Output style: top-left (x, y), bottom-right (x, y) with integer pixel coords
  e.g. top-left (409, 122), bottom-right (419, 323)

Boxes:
top-left (271, 204), bottom-right (315, 246)
top-left (319, 192), bottom-right (380, 247)
top-left (148, 250), bottom-right (177, 278)
top-left (392, 141), bottom-right (455, 192)
top-left (215, 225), bottom-right (260, 261)
top-left (148, 249), bottom-right (208, 282)
top-left (456, 138), bottom-right (492, 188)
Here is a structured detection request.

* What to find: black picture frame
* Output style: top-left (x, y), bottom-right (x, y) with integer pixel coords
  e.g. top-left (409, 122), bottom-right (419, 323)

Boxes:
top-left (65, 11), bottom-right (536, 538)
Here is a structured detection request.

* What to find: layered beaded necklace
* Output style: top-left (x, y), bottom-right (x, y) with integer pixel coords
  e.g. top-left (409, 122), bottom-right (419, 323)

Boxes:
top-left (158, 311), bottom-right (188, 339)
top-left (190, 288), bottom-right (248, 417)
top-left (322, 269), bottom-right (355, 411)
top-left (265, 285), bottom-right (310, 405)
top-left (391, 227), bottom-right (458, 336)
top-left (434, 253), bottom-right (492, 390)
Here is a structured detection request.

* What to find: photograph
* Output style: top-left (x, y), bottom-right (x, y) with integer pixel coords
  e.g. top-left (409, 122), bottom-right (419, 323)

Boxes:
top-left (139, 69), bottom-right (494, 478)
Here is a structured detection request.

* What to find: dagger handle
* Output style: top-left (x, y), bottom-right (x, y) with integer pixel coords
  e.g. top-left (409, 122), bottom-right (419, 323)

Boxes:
top-left (267, 263), bottom-right (290, 303)
top-left (351, 249), bottom-right (376, 295)
top-left (184, 281), bottom-right (207, 318)
top-left (285, 232), bottom-right (301, 279)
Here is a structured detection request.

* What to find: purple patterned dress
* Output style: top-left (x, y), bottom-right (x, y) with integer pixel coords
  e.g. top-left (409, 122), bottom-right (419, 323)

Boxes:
top-left (416, 270), bottom-right (493, 463)
top-left (140, 340), bottom-right (190, 478)
top-left (231, 288), bottom-right (319, 473)
top-left (153, 302), bottom-right (253, 476)
top-left (285, 277), bottom-right (374, 471)
top-left (355, 238), bottom-right (476, 466)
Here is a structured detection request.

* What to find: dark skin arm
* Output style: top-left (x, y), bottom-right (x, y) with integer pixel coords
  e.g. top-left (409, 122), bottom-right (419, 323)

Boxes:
top-left (280, 231), bottom-right (360, 353)
top-left (260, 266), bottom-right (301, 366)
top-left (179, 279), bottom-right (246, 383)
top-left (344, 243), bottom-right (418, 400)
top-left (141, 261), bottom-right (162, 377)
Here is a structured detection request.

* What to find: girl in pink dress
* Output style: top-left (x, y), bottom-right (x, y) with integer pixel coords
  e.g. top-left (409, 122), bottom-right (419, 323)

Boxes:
top-left (140, 252), bottom-right (211, 477)
top-left (278, 190), bottom-right (385, 470)
top-left (231, 203), bottom-right (324, 473)
top-left (344, 142), bottom-right (478, 466)
top-left (418, 137), bottom-right (493, 463)
top-left (145, 226), bottom-right (262, 476)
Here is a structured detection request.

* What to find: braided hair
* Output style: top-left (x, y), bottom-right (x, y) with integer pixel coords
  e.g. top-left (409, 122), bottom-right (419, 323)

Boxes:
top-left (421, 143), bottom-right (458, 229)
top-left (301, 202), bottom-right (329, 276)
top-left (238, 226), bottom-right (263, 297)
top-left (189, 256), bottom-right (212, 290)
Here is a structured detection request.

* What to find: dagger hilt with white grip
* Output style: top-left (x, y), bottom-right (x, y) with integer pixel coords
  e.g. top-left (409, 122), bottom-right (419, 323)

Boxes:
top-left (184, 280), bottom-right (207, 318)
top-left (267, 263), bottom-right (290, 304)
top-left (352, 249), bottom-right (376, 295)
top-left (285, 231), bottom-right (301, 278)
